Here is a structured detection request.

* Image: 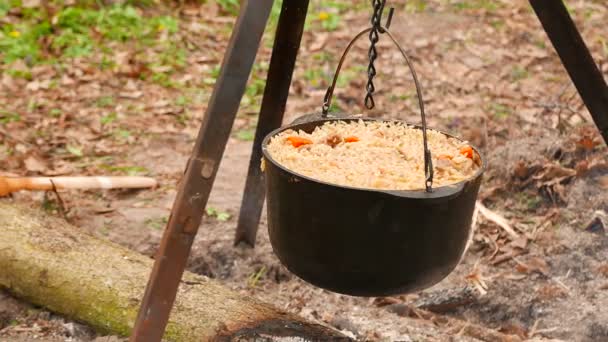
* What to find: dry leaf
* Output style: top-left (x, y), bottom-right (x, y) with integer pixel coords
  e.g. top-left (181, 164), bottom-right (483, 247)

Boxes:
top-left (503, 273), bottom-right (527, 281)
top-left (46, 161), bottom-right (74, 176)
top-left (599, 175), bottom-right (608, 189)
top-left (92, 206), bottom-right (117, 214)
top-left (195, 55), bottom-right (216, 64)
top-left (151, 100), bottom-right (171, 108)
top-left (21, 0), bottom-right (40, 8)
top-left (119, 91), bottom-right (143, 99)
top-left (588, 159), bottom-right (608, 173)
top-left (527, 257), bottom-right (550, 275)
top-left (499, 323), bottom-right (528, 339)
top-left (511, 236), bottom-right (528, 250)
top-left (60, 75), bottom-right (76, 86)
top-left (533, 163), bottom-right (576, 182)
top-left (309, 32), bottom-right (329, 52)
top-left (575, 159), bottom-right (589, 176)
top-left (515, 263), bottom-right (529, 273)
top-left (597, 264), bottom-right (608, 278)
top-left (24, 156), bottom-right (47, 173)
top-left (26, 79), bottom-right (51, 91)
top-left (516, 257), bottom-right (549, 276)
top-left (536, 284), bottom-right (567, 301)
top-left (513, 160), bottom-right (530, 179)
top-left (372, 297), bottom-right (401, 307)
top-left (460, 55), bottom-right (486, 69)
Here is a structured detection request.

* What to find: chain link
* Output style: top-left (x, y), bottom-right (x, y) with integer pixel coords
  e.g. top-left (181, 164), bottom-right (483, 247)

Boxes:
top-left (364, 0), bottom-right (386, 110)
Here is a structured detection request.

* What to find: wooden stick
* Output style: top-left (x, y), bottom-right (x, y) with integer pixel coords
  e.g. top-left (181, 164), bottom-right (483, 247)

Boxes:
top-left (476, 201), bottom-right (520, 240)
top-left (529, 0), bottom-right (608, 145)
top-left (0, 176), bottom-right (158, 196)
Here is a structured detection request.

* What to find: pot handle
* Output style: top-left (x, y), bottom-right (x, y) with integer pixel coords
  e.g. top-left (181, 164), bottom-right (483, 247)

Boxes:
top-left (321, 26), bottom-right (434, 192)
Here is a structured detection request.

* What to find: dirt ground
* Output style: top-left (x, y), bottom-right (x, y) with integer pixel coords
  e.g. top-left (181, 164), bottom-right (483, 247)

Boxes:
top-left (1, 0), bottom-right (608, 341)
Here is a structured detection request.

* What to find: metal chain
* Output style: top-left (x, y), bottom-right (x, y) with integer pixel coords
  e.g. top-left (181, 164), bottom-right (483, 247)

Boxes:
top-left (364, 0), bottom-right (386, 110)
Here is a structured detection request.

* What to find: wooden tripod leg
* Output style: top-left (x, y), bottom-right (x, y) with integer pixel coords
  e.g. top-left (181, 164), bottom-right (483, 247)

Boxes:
top-left (235, 0), bottom-right (311, 247)
top-left (529, 0), bottom-right (608, 145)
top-left (129, 1), bottom-right (274, 341)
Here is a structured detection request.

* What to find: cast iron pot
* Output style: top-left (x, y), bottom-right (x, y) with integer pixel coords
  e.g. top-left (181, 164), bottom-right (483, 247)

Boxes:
top-left (261, 27), bottom-right (485, 297)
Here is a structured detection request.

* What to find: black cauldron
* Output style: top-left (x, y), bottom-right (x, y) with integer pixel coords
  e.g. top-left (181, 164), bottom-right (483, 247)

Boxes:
top-left (261, 27), bottom-right (485, 297)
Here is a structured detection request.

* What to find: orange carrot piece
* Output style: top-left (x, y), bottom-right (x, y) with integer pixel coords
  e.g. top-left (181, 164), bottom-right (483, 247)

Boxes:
top-left (287, 136), bottom-right (313, 148)
top-left (578, 137), bottom-right (597, 151)
top-left (345, 136), bottom-right (359, 143)
top-left (437, 154), bottom-right (453, 160)
top-left (460, 146), bottom-right (474, 159)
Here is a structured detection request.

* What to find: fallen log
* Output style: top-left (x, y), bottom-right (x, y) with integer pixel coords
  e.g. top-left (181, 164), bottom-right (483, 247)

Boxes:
top-left (0, 201), bottom-right (348, 341)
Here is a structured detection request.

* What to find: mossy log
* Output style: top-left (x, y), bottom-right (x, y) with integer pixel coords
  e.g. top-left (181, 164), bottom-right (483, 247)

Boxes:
top-left (0, 201), bottom-right (348, 341)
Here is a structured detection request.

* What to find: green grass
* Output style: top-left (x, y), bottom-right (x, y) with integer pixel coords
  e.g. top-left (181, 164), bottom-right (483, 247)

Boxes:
top-left (145, 216), bottom-right (168, 230)
top-left (489, 103), bottom-right (512, 119)
top-left (49, 108), bottom-right (62, 118)
top-left (312, 51), bottom-right (334, 63)
top-left (515, 192), bottom-right (542, 212)
top-left (307, 1), bottom-right (347, 32)
top-left (100, 164), bottom-right (149, 176)
top-left (234, 127), bottom-right (255, 141)
top-left (7, 68), bottom-right (33, 80)
top-left (510, 65), bottom-right (529, 81)
top-left (66, 144), bottom-right (84, 158)
top-left (245, 62), bottom-right (269, 98)
top-left (490, 18), bottom-right (505, 30)
top-left (0, 2), bottom-right (181, 69)
top-left (216, 0), bottom-right (240, 16)
top-left (326, 101), bottom-right (343, 114)
top-left (0, 110), bottom-right (21, 124)
top-left (100, 112), bottom-right (118, 125)
top-left (336, 65), bottom-right (367, 88)
top-left (175, 112), bottom-right (190, 125)
top-left (534, 38), bottom-right (547, 50)
top-left (205, 207), bottom-right (231, 221)
top-left (247, 266), bottom-right (267, 288)
top-left (1, 0), bottom-right (356, 127)
top-left (0, 0), bottom-right (9, 16)
top-left (95, 96), bottom-right (115, 108)
top-left (452, 0), bottom-right (500, 12)
top-left (405, 0), bottom-right (428, 13)
top-left (114, 128), bottom-right (132, 141)
top-left (303, 68), bottom-right (327, 88)
top-left (174, 95), bottom-right (190, 107)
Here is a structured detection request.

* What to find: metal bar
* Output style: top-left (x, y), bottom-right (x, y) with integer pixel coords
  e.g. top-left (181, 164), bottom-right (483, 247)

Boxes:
top-left (529, 0), bottom-right (608, 145)
top-left (129, 1), bottom-right (274, 340)
top-left (234, 0), bottom-right (310, 247)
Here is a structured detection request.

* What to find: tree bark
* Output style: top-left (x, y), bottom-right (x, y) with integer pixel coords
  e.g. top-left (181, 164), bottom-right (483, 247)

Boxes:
top-left (0, 201), bottom-right (348, 341)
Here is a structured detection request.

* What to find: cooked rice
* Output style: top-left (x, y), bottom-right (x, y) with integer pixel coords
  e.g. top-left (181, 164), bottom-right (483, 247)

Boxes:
top-left (263, 120), bottom-right (481, 190)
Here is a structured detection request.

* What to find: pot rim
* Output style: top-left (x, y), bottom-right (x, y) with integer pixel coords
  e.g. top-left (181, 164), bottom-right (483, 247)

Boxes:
top-left (261, 116), bottom-right (486, 199)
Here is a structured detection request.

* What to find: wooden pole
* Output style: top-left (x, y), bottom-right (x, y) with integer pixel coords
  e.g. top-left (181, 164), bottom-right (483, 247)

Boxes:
top-left (130, 1), bottom-right (276, 340)
top-left (235, 0), bottom-right (311, 247)
top-left (529, 0), bottom-right (608, 145)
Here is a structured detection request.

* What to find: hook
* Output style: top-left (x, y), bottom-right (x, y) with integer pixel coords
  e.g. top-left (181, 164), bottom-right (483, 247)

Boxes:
top-left (376, 4), bottom-right (394, 33)
top-left (385, 7), bottom-right (395, 29)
